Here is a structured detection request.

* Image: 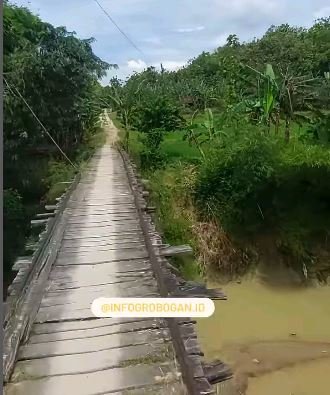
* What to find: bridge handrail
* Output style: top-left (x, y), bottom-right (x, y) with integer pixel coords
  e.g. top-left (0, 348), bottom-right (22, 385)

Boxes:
top-left (3, 173), bottom-right (81, 383)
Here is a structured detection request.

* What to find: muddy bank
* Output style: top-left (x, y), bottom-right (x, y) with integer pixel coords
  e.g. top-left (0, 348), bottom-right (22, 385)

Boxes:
top-left (197, 275), bottom-right (330, 394)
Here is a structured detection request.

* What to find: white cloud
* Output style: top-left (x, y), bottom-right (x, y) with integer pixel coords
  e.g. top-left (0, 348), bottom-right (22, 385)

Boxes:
top-left (212, 33), bottom-right (230, 47)
top-left (127, 59), bottom-right (147, 71)
top-left (214, 0), bottom-right (279, 15)
top-left (174, 26), bottom-right (205, 33)
top-left (313, 6), bottom-right (330, 19)
top-left (142, 36), bottom-right (162, 45)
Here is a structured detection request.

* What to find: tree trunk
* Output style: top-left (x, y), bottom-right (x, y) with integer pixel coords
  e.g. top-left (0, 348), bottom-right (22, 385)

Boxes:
top-left (124, 115), bottom-right (129, 152)
top-left (285, 117), bottom-right (290, 142)
top-left (275, 112), bottom-right (280, 135)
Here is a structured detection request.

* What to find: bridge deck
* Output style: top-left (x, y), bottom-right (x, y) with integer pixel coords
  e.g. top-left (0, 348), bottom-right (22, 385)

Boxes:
top-left (5, 143), bottom-right (185, 394)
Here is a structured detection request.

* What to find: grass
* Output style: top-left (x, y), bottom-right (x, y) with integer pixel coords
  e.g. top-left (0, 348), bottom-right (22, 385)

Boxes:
top-left (145, 165), bottom-right (203, 280)
top-left (162, 131), bottom-right (201, 162)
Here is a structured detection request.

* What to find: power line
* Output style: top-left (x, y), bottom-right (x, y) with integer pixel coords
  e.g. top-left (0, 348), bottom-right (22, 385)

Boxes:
top-left (3, 77), bottom-right (77, 169)
top-left (93, 0), bottom-right (146, 59)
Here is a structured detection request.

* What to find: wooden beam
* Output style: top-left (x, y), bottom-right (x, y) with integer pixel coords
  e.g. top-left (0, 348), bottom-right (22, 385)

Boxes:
top-left (45, 205), bottom-right (57, 211)
top-left (12, 257), bottom-right (32, 271)
top-left (159, 245), bottom-right (193, 257)
top-left (145, 206), bottom-right (156, 213)
top-left (31, 219), bottom-right (48, 227)
top-left (36, 212), bottom-right (55, 218)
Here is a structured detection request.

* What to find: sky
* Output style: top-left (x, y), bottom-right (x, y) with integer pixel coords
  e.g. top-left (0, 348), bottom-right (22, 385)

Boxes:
top-left (14, 0), bottom-right (330, 84)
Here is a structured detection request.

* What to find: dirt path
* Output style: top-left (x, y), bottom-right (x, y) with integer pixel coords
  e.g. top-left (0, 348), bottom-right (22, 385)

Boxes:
top-left (101, 110), bottom-right (118, 146)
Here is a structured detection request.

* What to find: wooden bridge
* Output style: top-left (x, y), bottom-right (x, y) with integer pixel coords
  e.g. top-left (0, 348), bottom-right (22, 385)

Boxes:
top-left (3, 115), bottom-right (232, 394)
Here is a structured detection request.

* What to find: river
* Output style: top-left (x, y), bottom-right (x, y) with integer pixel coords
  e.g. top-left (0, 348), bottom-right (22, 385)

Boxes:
top-left (197, 273), bottom-right (330, 394)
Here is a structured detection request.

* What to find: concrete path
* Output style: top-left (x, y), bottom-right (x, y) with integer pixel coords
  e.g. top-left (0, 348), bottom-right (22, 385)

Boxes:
top-left (5, 115), bottom-right (185, 395)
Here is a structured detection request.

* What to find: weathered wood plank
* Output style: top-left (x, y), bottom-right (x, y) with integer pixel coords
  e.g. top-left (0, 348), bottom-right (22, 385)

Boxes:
top-left (55, 248), bottom-right (149, 265)
top-left (31, 318), bottom-right (154, 335)
top-left (12, 257), bottom-right (32, 271)
top-left (18, 328), bottom-right (170, 359)
top-left (30, 219), bottom-right (49, 227)
top-left (36, 212), bottom-right (55, 218)
top-left (159, 245), bottom-right (193, 257)
top-left (12, 343), bottom-right (169, 380)
top-left (28, 319), bottom-right (163, 343)
top-left (5, 364), bottom-right (178, 395)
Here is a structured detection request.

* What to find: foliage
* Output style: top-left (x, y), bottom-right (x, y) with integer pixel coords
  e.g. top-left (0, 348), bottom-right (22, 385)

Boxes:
top-left (3, 3), bottom-right (112, 283)
top-left (129, 92), bottom-right (184, 168)
top-left (113, 18), bottom-right (330, 279)
top-left (195, 132), bottom-right (277, 230)
top-left (132, 94), bottom-right (184, 133)
top-left (147, 166), bottom-right (201, 280)
top-left (3, 189), bottom-right (24, 222)
top-left (104, 77), bottom-right (140, 149)
top-left (243, 63), bottom-right (319, 140)
top-left (183, 108), bottom-right (228, 159)
top-left (304, 111), bottom-right (330, 145)
top-left (4, 2), bottom-right (112, 164)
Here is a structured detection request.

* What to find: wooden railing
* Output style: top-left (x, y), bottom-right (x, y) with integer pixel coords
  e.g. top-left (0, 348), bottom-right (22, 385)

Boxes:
top-left (3, 174), bottom-right (80, 382)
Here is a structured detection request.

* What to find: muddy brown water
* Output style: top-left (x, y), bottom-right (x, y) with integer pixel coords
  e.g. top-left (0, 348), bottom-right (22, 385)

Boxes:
top-left (197, 276), bottom-right (330, 395)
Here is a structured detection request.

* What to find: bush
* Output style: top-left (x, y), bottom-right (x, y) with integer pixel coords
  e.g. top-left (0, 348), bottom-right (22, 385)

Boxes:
top-left (195, 130), bottom-right (330, 275)
top-left (304, 113), bottom-right (330, 145)
top-left (4, 189), bottom-right (24, 222)
top-left (195, 133), bottom-right (277, 230)
top-left (131, 94), bottom-right (184, 170)
top-left (3, 189), bottom-right (26, 274)
top-left (139, 128), bottom-right (167, 170)
top-left (132, 95), bottom-right (184, 133)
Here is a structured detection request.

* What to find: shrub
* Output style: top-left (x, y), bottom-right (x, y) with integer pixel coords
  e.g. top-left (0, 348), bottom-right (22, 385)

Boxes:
top-left (132, 95), bottom-right (184, 133)
top-left (139, 128), bottom-right (167, 170)
top-left (4, 189), bottom-right (24, 222)
top-left (194, 133), bottom-right (277, 230)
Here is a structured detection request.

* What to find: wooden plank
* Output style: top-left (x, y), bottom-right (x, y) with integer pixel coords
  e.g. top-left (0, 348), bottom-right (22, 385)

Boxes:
top-left (36, 212), bottom-right (55, 218)
top-left (31, 219), bottom-right (49, 227)
top-left (45, 205), bottom-right (57, 211)
top-left (12, 343), bottom-right (168, 380)
top-left (159, 245), bottom-right (193, 257)
top-left (12, 257), bottom-right (32, 271)
top-left (202, 360), bottom-right (233, 384)
top-left (31, 318), bottom-right (154, 335)
top-left (46, 273), bottom-right (154, 291)
top-left (55, 248), bottom-right (149, 266)
top-left (28, 319), bottom-right (163, 343)
top-left (48, 260), bottom-right (152, 279)
top-left (5, 364), bottom-right (178, 395)
top-left (18, 328), bottom-right (170, 359)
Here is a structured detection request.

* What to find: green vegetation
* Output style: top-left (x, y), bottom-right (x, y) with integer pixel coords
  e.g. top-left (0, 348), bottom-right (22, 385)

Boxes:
top-left (3, 2), bottom-right (113, 292)
top-left (110, 18), bottom-right (330, 282)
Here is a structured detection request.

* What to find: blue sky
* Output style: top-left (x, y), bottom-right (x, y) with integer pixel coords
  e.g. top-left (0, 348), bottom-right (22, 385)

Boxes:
top-left (14, 0), bottom-right (330, 84)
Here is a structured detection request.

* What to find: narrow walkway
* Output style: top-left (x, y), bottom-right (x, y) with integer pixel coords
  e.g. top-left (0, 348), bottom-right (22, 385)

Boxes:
top-left (5, 117), bottom-right (184, 394)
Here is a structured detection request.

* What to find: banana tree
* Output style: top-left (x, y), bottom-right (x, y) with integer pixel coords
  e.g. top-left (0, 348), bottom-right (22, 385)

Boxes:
top-left (183, 108), bottom-right (227, 159)
top-left (245, 63), bottom-right (279, 132)
top-left (105, 80), bottom-right (144, 150)
top-left (245, 63), bottom-right (317, 141)
top-left (278, 69), bottom-right (318, 141)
